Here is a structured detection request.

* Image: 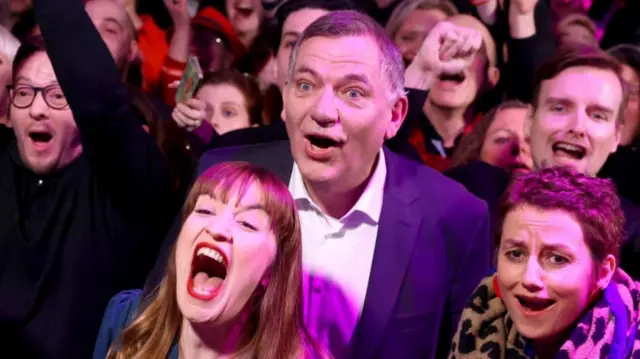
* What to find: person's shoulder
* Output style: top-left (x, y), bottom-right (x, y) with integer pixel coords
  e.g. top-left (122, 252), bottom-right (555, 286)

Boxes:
top-left (198, 140), bottom-right (291, 165)
top-left (210, 122), bottom-right (288, 150)
top-left (386, 150), bottom-right (488, 213)
top-left (0, 124), bottom-right (12, 142)
top-left (197, 140), bottom-right (293, 177)
top-left (93, 290), bottom-right (144, 359)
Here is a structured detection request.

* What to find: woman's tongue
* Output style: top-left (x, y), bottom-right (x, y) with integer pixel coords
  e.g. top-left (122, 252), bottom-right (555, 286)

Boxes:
top-left (193, 272), bottom-right (223, 293)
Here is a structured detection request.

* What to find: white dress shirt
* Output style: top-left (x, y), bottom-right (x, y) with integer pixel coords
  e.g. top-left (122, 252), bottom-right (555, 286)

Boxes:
top-left (289, 150), bottom-right (387, 358)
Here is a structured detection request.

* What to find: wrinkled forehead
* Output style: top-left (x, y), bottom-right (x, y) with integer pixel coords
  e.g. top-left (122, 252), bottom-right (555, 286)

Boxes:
top-left (448, 15), bottom-right (496, 66)
top-left (294, 36), bottom-right (382, 80)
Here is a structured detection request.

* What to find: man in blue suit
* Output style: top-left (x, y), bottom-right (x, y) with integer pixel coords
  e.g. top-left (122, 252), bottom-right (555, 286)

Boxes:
top-left (150, 10), bottom-right (491, 359)
top-left (202, 11), bottom-right (491, 358)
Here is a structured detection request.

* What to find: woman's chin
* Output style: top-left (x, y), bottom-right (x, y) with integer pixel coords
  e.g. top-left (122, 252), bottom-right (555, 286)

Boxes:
top-left (177, 282), bottom-right (229, 325)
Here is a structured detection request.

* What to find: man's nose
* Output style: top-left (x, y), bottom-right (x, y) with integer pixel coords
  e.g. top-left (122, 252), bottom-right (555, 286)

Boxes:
top-left (29, 92), bottom-right (49, 120)
top-left (567, 110), bottom-right (588, 137)
top-left (310, 87), bottom-right (339, 127)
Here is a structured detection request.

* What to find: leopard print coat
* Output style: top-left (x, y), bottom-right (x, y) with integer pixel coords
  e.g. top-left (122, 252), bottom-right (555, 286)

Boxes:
top-left (449, 270), bottom-right (640, 359)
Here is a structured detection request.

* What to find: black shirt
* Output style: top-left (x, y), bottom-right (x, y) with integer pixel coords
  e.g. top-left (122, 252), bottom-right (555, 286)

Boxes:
top-left (0, 0), bottom-right (176, 357)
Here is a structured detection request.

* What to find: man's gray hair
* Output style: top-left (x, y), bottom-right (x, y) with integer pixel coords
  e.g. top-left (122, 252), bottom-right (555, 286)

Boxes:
top-left (287, 10), bottom-right (406, 102)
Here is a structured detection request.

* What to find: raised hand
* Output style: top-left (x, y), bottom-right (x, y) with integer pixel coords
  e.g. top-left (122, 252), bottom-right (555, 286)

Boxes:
top-left (511, 0), bottom-right (538, 15)
top-left (413, 21), bottom-right (483, 75)
top-left (164, 0), bottom-right (191, 28)
top-left (172, 98), bottom-right (212, 132)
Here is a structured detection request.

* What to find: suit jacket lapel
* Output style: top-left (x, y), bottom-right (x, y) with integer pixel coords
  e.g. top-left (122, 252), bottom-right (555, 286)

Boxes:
top-left (352, 148), bottom-right (421, 359)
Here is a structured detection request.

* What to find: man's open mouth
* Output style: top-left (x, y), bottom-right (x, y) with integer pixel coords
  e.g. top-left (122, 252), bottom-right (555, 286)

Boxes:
top-left (517, 295), bottom-right (556, 313)
top-left (552, 141), bottom-right (587, 160)
top-left (187, 242), bottom-right (229, 301)
top-left (28, 130), bottom-right (53, 145)
top-left (306, 134), bottom-right (341, 150)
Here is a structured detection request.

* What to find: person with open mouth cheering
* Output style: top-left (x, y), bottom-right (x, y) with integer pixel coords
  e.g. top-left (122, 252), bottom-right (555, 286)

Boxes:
top-left (449, 167), bottom-right (640, 359)
top-left (94, 162), bottom-right (326, 359)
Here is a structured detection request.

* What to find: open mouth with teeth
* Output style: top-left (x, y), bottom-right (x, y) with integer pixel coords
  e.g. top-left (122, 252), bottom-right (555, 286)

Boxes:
top-left (552, 142), bottom-right (586, 160)
top-left (517, 296), bottom-right (556, 314)
top-left (187, 242), bottom-right (229, 301)
top-left (438, 72), bottom-right (466, 84)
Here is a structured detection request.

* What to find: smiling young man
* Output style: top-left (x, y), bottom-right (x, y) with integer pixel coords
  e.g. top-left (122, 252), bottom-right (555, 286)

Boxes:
top-left (177, 10), bottom-right (491, 359)
top-left (526, 45), bottom-right (625, 177)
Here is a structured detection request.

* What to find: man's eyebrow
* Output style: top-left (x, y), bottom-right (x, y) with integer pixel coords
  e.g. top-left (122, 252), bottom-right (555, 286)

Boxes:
top-left (588, 104), bottom-right (616, 115)
top-left (544, 97), bottom-right (573, 105)
top-left (14, 75), bottom-right (59, 87)
top-left (293, 66), bottom-right (319, 78)
top-left (338, 73), bottom-right (373, 88)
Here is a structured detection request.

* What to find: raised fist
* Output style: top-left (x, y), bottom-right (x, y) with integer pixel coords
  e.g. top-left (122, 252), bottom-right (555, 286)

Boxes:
top-left (412, 21), bottom-right (483, 75)
top-left (511, 0), bottom-right (538, 15)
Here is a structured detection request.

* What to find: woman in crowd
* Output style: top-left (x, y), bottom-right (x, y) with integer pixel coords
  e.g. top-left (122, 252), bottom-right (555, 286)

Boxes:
top-left (450, 100), bottom-right (532, 174)
top-left (94, 161), bottom-right (325, 359)
top-left (449, 167), bottom-right (640, 359)
top-left (0, 25), bottom-right (19, 125)
top-left (172, 69), bottom-right (264, 146)
top-left (385, 0), bottom-right (458, 67)
top-left (599, 44), bottom-right (640, 207)
top-left (555, 12), bottom-right (599, 47)
top-left (608, 44), bottom-right (640, 147)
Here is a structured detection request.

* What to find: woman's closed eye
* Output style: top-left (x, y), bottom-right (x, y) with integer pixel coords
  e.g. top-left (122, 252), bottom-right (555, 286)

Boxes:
top-left (194, 208), bottom-right (215, 216)
top-left (237, 220), bottom-right (258, 231)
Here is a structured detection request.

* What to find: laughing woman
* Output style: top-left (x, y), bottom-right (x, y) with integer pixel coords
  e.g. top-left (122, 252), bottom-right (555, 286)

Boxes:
top-left (449, 167), bottom-right (640, 359)
top-left (93, 162), bottom-right (324, 359)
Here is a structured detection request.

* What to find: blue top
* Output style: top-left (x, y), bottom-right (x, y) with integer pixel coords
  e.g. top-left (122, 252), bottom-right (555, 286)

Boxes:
top-left (93, 290), bottom-right (179, 359)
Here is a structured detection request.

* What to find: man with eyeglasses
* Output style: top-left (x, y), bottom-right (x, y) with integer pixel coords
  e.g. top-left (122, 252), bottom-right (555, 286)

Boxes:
top-left (0, 0), bottom-right (175, 357)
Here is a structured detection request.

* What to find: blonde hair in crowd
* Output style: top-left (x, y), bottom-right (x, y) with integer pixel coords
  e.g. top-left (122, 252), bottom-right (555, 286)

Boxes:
top-left (385, 0), bottom-right (458, 39)
top-left (107, 162), bottom-right (327, 359)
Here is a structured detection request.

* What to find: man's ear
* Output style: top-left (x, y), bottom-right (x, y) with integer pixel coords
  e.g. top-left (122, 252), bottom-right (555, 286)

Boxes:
top-left (611, 121), bottom-right (622, 153)
top-left (384, 95), bottom-right (408, 140)
top-left (280, 82), bottom-right (288, 122)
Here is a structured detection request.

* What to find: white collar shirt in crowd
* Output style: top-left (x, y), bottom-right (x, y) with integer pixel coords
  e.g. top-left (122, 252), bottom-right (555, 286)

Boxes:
top-left (288, 149), bottom-right (387, 358)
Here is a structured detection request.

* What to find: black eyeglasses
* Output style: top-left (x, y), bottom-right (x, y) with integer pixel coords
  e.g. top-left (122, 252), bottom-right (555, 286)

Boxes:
top-left (6, 84), bottom-right (68, 110)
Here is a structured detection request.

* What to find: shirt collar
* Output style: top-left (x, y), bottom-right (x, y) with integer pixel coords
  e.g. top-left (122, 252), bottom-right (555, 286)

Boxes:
top-left (289, 149), bottom-right (387, 223)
